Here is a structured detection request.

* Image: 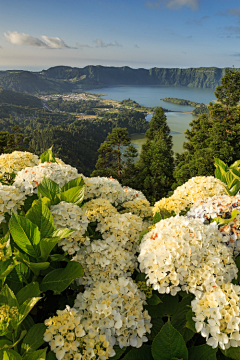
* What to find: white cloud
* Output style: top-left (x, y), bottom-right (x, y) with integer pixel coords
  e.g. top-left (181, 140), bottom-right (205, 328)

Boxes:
top-left (4, 31), bottom-right (74, 49)
top-left (41, 35), bottom-right (72, 48)
top-left (144, 0), bottom-right (199, 11)
top-left (93, 39), bottom-right (122, 47)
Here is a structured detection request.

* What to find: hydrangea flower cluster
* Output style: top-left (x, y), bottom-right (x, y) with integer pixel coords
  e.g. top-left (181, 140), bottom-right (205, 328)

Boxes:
top-left (187, 195), bottom-right (240, 255)
top-left (0, 151), bottom-right (39, 174)
top-left (153, 176), bottom-right (227, 215)
top-left (73, 212), bottom-right (143, 285)
top-left (138, 216), bottom-right (238, 296)
top-left (122, 186), bottom-right (147, 201)
top-left (50, 202), bottom-right (89, 255)
top-left (44, 306), bottom-right (87, 360)
top-left (82, 198), bottom-right (118, 223)
top-left (192, 282), bottom-right (240, 350)
top-left (120, 199), bottom-right (152, 221)
top-left (13, 162), bottom-right (79, 195)
top-left (73, 278), bottom-right (152, 350)
top-left (0, 304), bottom-right (18, 329)
top-left (81, 175), bottom-right (146, 207)
top-left (44, 278), bottom-right (151, 360)
top-left (0, 184), bottom-right (26, 223)
top-left (81, 175), bottom-right (126, 205)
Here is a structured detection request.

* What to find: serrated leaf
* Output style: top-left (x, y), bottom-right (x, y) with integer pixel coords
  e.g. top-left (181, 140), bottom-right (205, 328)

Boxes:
top-left (214, 158), bottom-right (228, 171)
top-left (40, 261), bottom-right (84, 293)
top-left (46, 352), bottom-right (57, 360)
top-left (147, 318), bottom-right (164, 341)
top-left (26, 200), bottom-right (55, 239)
top-left (9, 213), bottom-right (41, 258)
top-left (52, 228), bottom-right (74, 239)
top-left (152, 320), bottom-right (188, 360)
top-left (37, 178), bottom-right (60, 202)
top-left (17, 297), bottom-right (41, 326)
top-left (172, 295), bottom-right (195, 342)
top-left (17, 258), bottom-right (50, 276)
top-left (229, 160), bottom-right (240, 169)
top-left (19, 315), bottom-right (35, 332)
top-left (23, 348), bottom-right (47, 360)
top-left (122, 345), bottom-right (153, 360)
top-left (16, 283), bottom-right (40, 306)
top-left (147, 294), bottom-right (162, 305)
top-left (186, 310), bottom-right (196, 333)
top-left (61, 177), bottom-right (84, 192)
top-left (0, 285), bottom-right (18, 309)
top-left (221, 348), bottom-right (240, 360)
top-left (152, 212), bottom-right (162, 225)
top-left (144, 303), bottom-right (165, 319)
top-left (57, 185), bottom-right (85, 205)
top-left (21, 323), bottom-right (46, 355)
top-left (188, 345), bottom-right (217, 360)
top-left (0, 260), bottom-right (16, 280)
top-left (2, 349), bottom-right (22, 360)
top-left (40, 146), bottom-right (56, 164)
top-left (23, 194), bottom-right (38, 213)
top-left (39, 237), bottom-right (62, 262)
top-left (160, 294), bottom-right (179, 316)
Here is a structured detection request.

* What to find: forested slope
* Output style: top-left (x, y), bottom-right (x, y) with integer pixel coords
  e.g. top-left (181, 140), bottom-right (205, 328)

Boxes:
top-left (0, 66), bottom-right (230, 94)
top-left (0, 89), bottom-right (149, 175)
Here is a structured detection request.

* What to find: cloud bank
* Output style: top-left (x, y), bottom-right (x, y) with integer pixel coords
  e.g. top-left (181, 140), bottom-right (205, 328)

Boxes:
top-left (144, 0), bottom-right (199, 11)
top-left (93, 39), bottom-right (122, 47)
top-left (4, 31), bottom-right (74, 49)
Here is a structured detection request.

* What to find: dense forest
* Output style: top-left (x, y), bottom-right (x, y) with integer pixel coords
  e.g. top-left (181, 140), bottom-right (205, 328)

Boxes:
top-left (0, 66), bottom-right (233, 94)
top-left (0, 89), bottom-right (149, 175)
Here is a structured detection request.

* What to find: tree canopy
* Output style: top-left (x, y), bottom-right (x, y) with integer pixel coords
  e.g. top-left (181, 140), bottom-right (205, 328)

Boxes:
top-left (174, 67), bottom-right (240, 188)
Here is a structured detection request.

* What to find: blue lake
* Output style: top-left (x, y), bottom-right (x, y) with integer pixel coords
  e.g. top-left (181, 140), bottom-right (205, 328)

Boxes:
top-left (88, 85), bottom-right (216, 154)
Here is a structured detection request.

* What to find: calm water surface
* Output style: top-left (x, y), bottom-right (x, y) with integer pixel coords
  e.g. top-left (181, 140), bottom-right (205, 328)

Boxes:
top-left (88, 86), bottom-right (216, 154)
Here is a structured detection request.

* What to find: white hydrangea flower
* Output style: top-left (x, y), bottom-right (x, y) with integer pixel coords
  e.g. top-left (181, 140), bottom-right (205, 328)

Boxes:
top-left (50, 201), bottom-right (89, 255)
top-left (82, 198), bottom-right (118, 223)
top-left (192, 282), bottom-right (240, 350)
top-left (74, 278), bottom-right (152, 351)
top-left (73, 212), bottom-right (143, 285)
top-left (81, 175), bottom-right (127, 205)
top-left (153, 176), bottom-right (226, 215)
top-left (44, 306), bottom-right (87, 360)
top-left (138, 216), bottom-right (238, 296)
top-left (120, 198), bottom-right (153, 221)
top-left (187, 195), bottom-right (240, 255)
top-left (0, 184), bottom-right (26, 223)
top-left (122, 186), bottom-right (147, 201)
top-left (13, 162), bottom-right (79, 195)
top-left (0, 151), bottom-right (39, 174)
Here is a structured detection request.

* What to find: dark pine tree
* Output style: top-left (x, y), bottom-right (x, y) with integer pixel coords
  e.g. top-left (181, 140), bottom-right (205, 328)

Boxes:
top-left (173, 67), bottom-right (240, 188)
top-left (134, 107), bottom-right (175, 205)
top-left (91, 127), bottom-right (138, 183)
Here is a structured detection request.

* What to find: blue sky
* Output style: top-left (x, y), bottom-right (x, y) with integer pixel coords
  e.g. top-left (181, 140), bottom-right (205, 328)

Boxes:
top-left (1, 0), bottom-right (240, 70)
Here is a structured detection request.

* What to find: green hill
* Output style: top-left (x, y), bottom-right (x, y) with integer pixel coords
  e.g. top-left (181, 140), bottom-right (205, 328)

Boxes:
top-left (0, 88), bottom-right (42, 108)
top-left (0, 66), bottom-right (232, 95)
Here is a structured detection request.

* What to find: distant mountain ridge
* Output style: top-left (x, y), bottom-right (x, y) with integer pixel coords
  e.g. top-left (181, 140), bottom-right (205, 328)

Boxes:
top-left (0, 66), bottom-right (229, 94)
